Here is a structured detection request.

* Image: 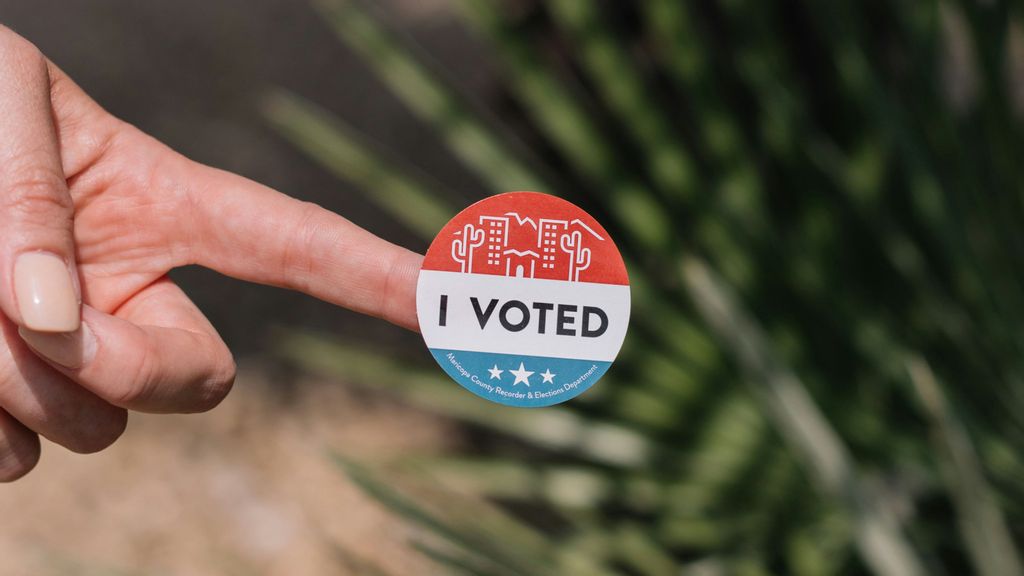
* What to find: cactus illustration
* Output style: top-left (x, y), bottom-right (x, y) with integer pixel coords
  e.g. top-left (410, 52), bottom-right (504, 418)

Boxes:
top-left (451, 223), bottom-right (485, 273)
top-left (560, 229), bottom-right (592, 282)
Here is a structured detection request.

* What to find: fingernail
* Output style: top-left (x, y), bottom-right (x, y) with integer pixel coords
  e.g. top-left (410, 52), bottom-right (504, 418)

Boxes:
top-left (13, 252), bottom-right (80, 332)
top-left (18, 321), bottom-right (96, 369)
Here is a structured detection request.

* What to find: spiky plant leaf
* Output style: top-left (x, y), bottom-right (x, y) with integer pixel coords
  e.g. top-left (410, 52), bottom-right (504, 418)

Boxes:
top-left (263, 0), bottom-right (1024, 573)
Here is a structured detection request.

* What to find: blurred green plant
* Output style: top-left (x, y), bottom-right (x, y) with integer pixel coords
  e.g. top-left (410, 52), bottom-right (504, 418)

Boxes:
top-left (264, 0), bottom-right (1024, 574)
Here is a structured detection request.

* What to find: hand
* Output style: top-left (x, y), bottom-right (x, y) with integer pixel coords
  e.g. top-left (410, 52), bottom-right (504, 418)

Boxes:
top-left (0, 27), bottom-right (422, 480)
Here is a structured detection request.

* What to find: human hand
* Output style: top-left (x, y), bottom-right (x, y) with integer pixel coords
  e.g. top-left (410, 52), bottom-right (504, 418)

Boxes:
top-left (0, 27), bottom-right (422, 480)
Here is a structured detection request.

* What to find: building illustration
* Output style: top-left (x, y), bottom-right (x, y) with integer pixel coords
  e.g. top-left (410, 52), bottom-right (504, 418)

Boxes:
top-left (450, 211), bottom-right (604, 282)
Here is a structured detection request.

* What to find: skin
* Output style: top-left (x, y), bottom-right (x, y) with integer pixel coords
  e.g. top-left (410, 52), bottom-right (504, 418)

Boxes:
top-left (0, 26), bottom-right (423, 480)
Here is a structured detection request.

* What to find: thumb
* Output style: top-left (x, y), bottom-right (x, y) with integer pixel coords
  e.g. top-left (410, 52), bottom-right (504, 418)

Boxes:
top-left (0, 30), bottom-right (80, 333)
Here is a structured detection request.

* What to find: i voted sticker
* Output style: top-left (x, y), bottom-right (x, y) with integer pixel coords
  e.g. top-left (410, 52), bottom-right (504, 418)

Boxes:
top-left (416, 191), bottom-right (630, 407)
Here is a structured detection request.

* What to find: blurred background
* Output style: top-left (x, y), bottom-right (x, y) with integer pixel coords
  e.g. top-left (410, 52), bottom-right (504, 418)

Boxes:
top-left (1, 0), bottom-right (1023, 575)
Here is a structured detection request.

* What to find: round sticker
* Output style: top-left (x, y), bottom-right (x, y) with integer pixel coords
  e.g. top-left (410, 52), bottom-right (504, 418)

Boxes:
top-left (416, 191), bottom-right (630, 407)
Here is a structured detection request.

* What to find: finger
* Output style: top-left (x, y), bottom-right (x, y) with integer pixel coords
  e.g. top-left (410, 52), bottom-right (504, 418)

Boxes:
top-left (20, 278), bottom-right (236, 413)
top-left (0, 409), bottom-right (40, 482)
top-left (41, 59), bottom-right (122, 180)
top-left (0, 28), bottom-right (80, 333)
top-left (0, 314), bottom-right (127, 453)
top-left (180, 162), bottom-right (422, 331)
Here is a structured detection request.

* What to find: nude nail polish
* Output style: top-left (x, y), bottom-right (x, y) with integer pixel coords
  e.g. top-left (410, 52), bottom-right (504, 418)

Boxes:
top-left (13, 252), bottom-right (80, 332)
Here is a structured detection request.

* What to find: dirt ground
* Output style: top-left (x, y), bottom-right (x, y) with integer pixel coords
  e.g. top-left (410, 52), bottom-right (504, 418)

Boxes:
top-left (0, 362), bottom-right (456, 576)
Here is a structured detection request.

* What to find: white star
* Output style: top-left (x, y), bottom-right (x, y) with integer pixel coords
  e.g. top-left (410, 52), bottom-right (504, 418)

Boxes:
top-left (509, 362), bottom-right (534, 387)
top-left (540, 369), bottom-right (556, 384)
top-left (487, 365), bottom-right (504, 380)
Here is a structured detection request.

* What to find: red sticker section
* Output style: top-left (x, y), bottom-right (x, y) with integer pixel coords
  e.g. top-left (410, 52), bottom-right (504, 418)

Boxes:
top-left (421, 192), bottom-right (629, 285)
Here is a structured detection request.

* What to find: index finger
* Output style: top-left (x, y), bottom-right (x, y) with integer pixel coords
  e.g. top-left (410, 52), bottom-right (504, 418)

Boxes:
top-left (180, 161), bottom-right (422, 331)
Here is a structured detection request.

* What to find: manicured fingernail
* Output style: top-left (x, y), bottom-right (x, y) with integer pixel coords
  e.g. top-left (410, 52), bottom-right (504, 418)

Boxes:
top-left (18, 321), bottom-right (96, 369)
top-left (13, 252), bottom-right (80, 332)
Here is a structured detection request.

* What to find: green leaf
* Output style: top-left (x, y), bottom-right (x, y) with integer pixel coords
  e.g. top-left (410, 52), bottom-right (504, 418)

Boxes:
top-left (907, 357), bottom-right (1024, 576)
top-left (261, 89), bottom-right (454, 239)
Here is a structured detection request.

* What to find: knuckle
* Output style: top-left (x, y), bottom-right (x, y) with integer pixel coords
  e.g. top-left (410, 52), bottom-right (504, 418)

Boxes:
top-left (0, 429), bottom-right (39, 483)
top-left (380, 253), bottom-right (403, 323)
top-left (192, 347), bottom-right (235, 413)
top-left (0, 359), bottom-right (20, 404)
top-left (2, 165), bottom-right (73, 226)
top-left (280, 202), bottom-right (326, 292)
top-left (0, 452), bottom-right (37, 482)
top-left (109, 344), bottom-right (157, 408)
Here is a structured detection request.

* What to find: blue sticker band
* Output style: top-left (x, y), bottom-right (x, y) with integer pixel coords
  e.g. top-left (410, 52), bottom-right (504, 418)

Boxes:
top-left (429, 348), bottom-right (610, 408)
